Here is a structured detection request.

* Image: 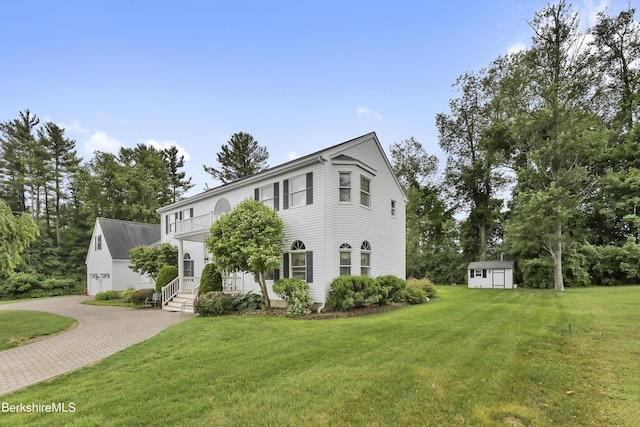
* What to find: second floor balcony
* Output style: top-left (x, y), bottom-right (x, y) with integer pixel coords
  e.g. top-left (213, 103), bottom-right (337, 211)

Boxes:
top-left (174, 212), bottom-right (221, 241)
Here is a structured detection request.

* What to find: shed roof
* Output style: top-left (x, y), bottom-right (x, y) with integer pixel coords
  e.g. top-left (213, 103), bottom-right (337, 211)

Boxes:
top-left (97, 218), bottom-right (161, 260)
top-left (468, 261), bottom-right (514, 270)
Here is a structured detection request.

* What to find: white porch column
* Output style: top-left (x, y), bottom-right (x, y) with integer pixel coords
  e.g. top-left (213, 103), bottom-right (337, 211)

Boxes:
top-left (177, 239), bottom-right (184, 291)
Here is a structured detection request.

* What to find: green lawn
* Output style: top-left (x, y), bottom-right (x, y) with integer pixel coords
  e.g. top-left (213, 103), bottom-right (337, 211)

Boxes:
top-left (1, 286), bottom-right (638, 426)
top-left (0, 311), bottom-right (77, 350)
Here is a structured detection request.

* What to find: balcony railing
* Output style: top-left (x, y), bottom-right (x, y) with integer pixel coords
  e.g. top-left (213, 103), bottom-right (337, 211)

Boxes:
top-left (176, 212), bottom-right (220, 235)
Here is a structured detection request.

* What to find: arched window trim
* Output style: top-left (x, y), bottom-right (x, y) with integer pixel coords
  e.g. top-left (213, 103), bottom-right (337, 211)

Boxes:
top-left (291, 240), bottom-right (306, 251)
top-left (339, 243), bottom-right (352, 275)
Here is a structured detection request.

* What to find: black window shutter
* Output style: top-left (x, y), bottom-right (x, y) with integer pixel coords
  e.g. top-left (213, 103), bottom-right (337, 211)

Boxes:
top-left (274, 182), bottom-right (279, 211)
top-left (165, 215), bottom-right (169, 233)
top-left (179, 211), bottom-right (183, 220)
top-left (174, 212), bottom-right (178, 222)
top-left (254, 188), bottom-right (260, 201)
top-left (283, 253), bottom-right (290, 278)
top-left (482, 269), bottom-right (487, 278)
top-left (189, 207), bottom-right (194, 217)
top-left (274, 268), bottom-right (280, 281)
top-left (283, 179), bottom-right (289, 209)
top-left (306, 172), bottom-right (313, 205)
top-left (306, 251), bottom-right (313, 283)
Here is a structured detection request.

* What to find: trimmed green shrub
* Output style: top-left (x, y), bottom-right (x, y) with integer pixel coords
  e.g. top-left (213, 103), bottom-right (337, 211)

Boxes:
top-left (0, 272), bottom-right (40, 299)
top-left (232, 291), bottom-right (265, 311)
top-left (122, 289), bottom-right (136, 303)
top-left (194, 291), bottom-right (234, 316)
top-left (403, 285), bottom-right (427, 304)
top-left (407, 278), bottom-right (437, 298)
top-left (199, 263), bottom-right (223, 295)
top-left (94, 290), bottom-right (120, 300)
top-left (374, 275), bottom-right (407, 304)
top-left (130, 288), bottom-right (154, 305)
top-left (156, 265), bottom-right (178, 293)
top-left (327, 275), bottom-right (378, 311)
top-left (273, 278), bottom-right (312, 317)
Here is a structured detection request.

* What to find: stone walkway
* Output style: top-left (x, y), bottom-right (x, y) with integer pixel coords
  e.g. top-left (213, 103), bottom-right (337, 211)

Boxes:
top-left (0, 296), bottom-right (191, 396)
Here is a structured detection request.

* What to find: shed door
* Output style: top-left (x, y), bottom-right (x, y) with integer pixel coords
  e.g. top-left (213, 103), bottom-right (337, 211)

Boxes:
top-left (492, 269), bottom-right (505, 288)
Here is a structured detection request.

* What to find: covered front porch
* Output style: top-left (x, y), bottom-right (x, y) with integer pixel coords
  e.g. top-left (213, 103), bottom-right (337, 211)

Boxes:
top-left (160, 210), bottom-right (246, 312)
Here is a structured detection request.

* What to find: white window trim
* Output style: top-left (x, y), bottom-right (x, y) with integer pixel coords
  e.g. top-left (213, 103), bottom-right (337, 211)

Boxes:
top-left (339, 243), bottom-right (352, 276)
top-left (259, 184), bottom-right (275, 209)
top-left (360, 241), bottom-right (371, 277)
top-left (290, 240), bottom-right (306, 280)
top-left (339, 172), bottom-right (351, 203)
top-left (290, 174), bottom-right (307, 208)
top-left (360, 175), bottom-right (371, 208)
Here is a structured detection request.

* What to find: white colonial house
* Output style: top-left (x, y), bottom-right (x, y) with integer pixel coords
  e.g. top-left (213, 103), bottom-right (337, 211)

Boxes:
top-left (157, 132), bottom-right (406, 312)
top-left (85, 217), bottom-right (160, 295)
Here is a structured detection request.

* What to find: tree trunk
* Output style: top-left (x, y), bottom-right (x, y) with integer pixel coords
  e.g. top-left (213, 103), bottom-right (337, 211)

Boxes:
top-left (479, 218), bottom-right (487, 261)
top-left (258, 271), bottom-right (271, 308)
top-left (553, 218), bottom-right (564, 292)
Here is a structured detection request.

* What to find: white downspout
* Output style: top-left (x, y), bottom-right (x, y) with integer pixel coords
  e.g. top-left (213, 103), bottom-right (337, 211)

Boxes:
top-left (318, 156), bottom-right (328, 313)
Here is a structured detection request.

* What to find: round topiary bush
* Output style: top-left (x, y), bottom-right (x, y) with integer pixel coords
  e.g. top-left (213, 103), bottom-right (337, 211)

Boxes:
top-left (199, 263), bottom-right (223, 295)
top-left (155, 265), bottom-right (178, 293)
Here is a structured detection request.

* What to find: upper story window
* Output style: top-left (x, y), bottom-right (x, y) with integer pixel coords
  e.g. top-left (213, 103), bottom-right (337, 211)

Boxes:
top-left (290, 174), bottom-right (306, 207)
top-left (360, 176), bottom-right (371, 207)
top-left (283, 172), bottom-right (313, 209)
top-left (391, 200), bottom-right (396, 217)
top-left (179, 208), bottom-right (193, 221)
top-left (339, 172), bottom-right (351, 202)
top-left (255, 184), bottom-right (279, 211)
top-left (260, 184), bottom-right (274, 209)
top-left (166, 213), bottom-right (177, 233)
top-left (95, 235), bottom-right (102, 251)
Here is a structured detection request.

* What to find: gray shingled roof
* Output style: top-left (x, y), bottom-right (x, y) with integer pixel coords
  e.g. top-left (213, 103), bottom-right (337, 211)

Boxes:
top-left (98, 218), bottom-right (161, 260)
top-left (468, 261), bottom-right (514, 270)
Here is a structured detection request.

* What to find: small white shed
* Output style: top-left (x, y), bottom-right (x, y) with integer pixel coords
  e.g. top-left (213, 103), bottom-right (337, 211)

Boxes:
top-left (467, 261), bottom-right (515, 289)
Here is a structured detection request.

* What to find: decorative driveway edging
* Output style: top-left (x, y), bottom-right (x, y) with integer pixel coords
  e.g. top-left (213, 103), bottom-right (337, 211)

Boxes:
top-left (0, 296), bottom-right (190, 396)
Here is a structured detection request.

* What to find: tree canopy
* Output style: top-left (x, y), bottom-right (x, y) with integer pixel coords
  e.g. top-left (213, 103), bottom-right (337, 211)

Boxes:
top-left (206, 199), bottom-right (284, 307)
top-left (203, 132), bottom-right (269, 184)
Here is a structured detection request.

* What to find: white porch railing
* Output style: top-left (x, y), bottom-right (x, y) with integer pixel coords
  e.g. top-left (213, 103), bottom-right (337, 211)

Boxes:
top-left (223, 272), bottom-right (241, 292)
top-left (182, 277), bottom-right (200, 293)
top-left (162, 277), bottom-right (180, 306)
top-left (176, 212), bottom-right (221, 234)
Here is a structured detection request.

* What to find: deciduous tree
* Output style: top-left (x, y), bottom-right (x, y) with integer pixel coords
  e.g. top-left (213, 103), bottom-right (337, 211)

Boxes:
top-left (206, 199), bottom-right (284, 308)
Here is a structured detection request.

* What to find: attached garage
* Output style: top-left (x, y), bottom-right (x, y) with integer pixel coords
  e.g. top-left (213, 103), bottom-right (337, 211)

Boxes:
top-left (467, 261), bottom-right (515, 289)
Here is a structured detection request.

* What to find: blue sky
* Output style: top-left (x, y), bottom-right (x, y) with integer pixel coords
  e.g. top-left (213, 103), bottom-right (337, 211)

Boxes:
top-left (0, 0), bottom-right (632, 196)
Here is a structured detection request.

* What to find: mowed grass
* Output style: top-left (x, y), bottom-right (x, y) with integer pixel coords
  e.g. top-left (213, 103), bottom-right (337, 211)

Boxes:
top-left (0, 311), bottom-right (77, 350)
top-left (1, 286), bottom-right (638, 426)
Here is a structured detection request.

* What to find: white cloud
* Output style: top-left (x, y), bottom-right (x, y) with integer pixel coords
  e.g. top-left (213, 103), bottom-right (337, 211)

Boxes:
top-left (507, 42), bottom-right (528, 55)
top-left (59, 118), bottom-right (90, 135)
top-left (356, 105), bottom-right (383, 120)
top-left (580, 0), bottom-right (609, 29)
top-left (85, 131), bottom-right (121, 154)
top-left (145, 139), bottom-right (191, 161)
top-left (287, 151), bottom-right (299, 161)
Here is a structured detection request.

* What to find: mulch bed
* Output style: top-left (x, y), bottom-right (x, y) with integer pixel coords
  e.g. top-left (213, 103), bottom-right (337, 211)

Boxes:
top-left (224, 303), bottom-right (408, 320)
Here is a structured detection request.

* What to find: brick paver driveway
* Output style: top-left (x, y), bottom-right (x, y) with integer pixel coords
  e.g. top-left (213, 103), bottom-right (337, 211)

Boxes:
top-left (0, 296), bottom-right (190, 396)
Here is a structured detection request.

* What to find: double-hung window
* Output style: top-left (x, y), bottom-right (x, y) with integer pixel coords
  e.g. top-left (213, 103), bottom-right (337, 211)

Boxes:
top-left (290, 240), bottom-right (306, 279)
top-left (259, 184), bottom-right (274, 209)
top-left (360, 176), bottom-right (371, 207)
top-left (290, 174), bottom-right (307, 207)
top-left (339, 172), bottom-right (351, 202)
top-left (95, 235), bottom-right (102, 251)
top-left (361, 241), bottom-right (371, 276)
top-left (339, 243), bottom-right (352, 275)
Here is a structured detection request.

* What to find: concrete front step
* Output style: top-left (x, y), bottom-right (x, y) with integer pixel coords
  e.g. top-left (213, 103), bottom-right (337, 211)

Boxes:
top-left (163, 292), bottom-right (196, 314)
